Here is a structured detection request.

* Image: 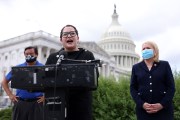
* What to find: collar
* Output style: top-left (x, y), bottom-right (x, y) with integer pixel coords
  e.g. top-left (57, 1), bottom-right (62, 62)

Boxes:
top-left (140, 61), bottom-right (159, 72)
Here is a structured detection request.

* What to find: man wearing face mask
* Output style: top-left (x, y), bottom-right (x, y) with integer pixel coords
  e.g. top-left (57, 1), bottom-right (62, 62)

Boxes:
top-left (130, 41), bottom-right (175, 120)
top-left (1, 46), bottom-right (44, 120)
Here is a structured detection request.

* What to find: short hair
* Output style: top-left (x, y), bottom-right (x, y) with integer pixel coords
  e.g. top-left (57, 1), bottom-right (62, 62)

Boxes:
top-left (24, 46), bottom-right (38, 55)
top-left (142, 41), bottom-right (159, 62)
top-left (60, 24), bottom-right (79, 39)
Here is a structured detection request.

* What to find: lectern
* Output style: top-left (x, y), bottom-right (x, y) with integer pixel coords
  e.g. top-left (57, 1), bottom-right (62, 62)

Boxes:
top-left (11, 60), bottom-right (100, 120)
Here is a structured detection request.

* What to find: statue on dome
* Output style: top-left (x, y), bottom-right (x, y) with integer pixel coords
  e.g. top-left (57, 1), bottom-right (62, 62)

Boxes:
top-left (114, 4), bottom-right (116, 13)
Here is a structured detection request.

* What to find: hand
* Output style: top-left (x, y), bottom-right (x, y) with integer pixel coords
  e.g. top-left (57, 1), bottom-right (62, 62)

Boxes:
top-left (149, 103), bottom-right (163, 113)
top-left (9, 94), bottom-right (18, 103)
top-left (37, 96), bottom-right (45, 103)
top-left (143, 102), bottom-right (163, 114)
top-left (143, 102), bottom-right (151, 111)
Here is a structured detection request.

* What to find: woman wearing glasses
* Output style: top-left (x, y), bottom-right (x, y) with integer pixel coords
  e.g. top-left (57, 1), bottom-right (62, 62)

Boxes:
top-left (130, 41), bottom-right (175, 120)
top-left (45, 24), bottom-right (98, 120)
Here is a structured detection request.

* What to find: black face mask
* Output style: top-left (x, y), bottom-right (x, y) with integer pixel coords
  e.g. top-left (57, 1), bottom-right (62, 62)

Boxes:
top-left (25, 55), bottom-right (37, 63)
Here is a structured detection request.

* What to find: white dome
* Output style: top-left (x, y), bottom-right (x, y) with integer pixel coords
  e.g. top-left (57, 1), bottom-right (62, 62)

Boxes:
top-left (98, 5), bottom-right (140, 71)
top-left (107, 25), bottom-right (125, 32)
top-left (101, 9), bottom-right (131, 39)
top-left (103, 24), bottom-right (131, 39)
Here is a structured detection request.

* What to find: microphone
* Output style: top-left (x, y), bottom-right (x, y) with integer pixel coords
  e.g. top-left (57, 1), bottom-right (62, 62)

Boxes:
top-left (56, 50), bottom-right (67, 65)
top-left (56, 55), bottom-right (64, 65)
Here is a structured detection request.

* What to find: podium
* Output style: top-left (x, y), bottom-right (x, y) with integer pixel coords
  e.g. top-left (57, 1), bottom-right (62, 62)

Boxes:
top-left (11, 60), bottom-right (100, 120)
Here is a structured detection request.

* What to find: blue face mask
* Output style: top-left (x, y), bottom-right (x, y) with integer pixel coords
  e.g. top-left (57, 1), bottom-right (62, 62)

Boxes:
top-left (142, 49), bottom-right (154, 59)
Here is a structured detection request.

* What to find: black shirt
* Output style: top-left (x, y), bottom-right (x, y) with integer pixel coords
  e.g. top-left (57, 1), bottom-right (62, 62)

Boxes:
top-left (46, 48), bottom-right (95, 64)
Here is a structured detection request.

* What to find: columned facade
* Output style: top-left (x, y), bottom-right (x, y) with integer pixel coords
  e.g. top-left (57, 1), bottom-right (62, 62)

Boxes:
top-left (0, 31), bottom-right (125, 82)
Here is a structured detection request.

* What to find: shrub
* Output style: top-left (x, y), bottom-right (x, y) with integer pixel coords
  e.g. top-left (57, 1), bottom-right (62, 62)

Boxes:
top-left (92, 76), bottom-right (136, 120)
top-left (0, 108), bottom-right (11, 120)
top-left (174, 76), bottom-right (180, 120)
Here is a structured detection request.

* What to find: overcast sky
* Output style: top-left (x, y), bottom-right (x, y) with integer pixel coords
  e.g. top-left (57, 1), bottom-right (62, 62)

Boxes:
top-left (0, 0), bottom-right (180, 71)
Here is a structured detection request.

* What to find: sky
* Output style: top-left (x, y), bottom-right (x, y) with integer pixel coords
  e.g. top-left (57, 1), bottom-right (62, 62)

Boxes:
top-left (0, 0), bottom-right (180, 71)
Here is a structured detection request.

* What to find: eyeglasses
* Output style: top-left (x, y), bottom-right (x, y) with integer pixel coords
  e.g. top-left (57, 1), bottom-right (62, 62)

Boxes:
top-left (62, 31), bottom-right (76, 38)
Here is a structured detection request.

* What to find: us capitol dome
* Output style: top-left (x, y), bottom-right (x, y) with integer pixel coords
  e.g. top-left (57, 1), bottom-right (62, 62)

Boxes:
top-left (98, 5), bottom-right (139, 72)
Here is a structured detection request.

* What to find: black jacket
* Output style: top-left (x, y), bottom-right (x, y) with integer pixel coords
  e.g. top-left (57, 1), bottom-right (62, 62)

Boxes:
top-left (130, 60), bottom-right (175, 120)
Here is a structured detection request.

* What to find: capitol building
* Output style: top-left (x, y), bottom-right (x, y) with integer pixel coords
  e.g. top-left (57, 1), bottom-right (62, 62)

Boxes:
top-left (0, 6), bottom-right (139, 83)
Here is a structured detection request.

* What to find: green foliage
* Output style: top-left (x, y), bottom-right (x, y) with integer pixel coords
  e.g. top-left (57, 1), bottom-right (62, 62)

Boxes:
top-left (92, 76), bottom-right (136, 120)
top-left (0, 108), bottom-right (11, 120)
top-left (173, 70), bottom-right (180, 120)
top-left (173, 70), bottom-right (180, 80)
top-left (174, 77), bottom-right (180, 120)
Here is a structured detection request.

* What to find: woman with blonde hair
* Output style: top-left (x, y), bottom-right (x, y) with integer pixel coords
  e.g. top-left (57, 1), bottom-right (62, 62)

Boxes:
top-left (130, 41), bottom-right (175, 120)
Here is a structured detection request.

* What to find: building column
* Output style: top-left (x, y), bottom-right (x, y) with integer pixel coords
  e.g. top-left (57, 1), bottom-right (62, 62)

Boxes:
top-left (46, 47), bottom-right (51, 59)
top-left (106, 63), bottom-right (110, 77)
top-left (102, 64), bottom-right (106, 77)
top-left (117, 55), bottom-right (119, 66)
top-left (132, 57), bottom-right (134, 65)
top-left (125, 56), bottom-right (127, 67)
top-left (38, 46), bottom-right (42, 62)
top-left (100, 61), bottom-right (107, 77)
top-left (129, 56), bottom-right (131, 67)
top-left (127, 56), bottom-right (129, 67)
top-left (121, 56), bottom-right (123, 67)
